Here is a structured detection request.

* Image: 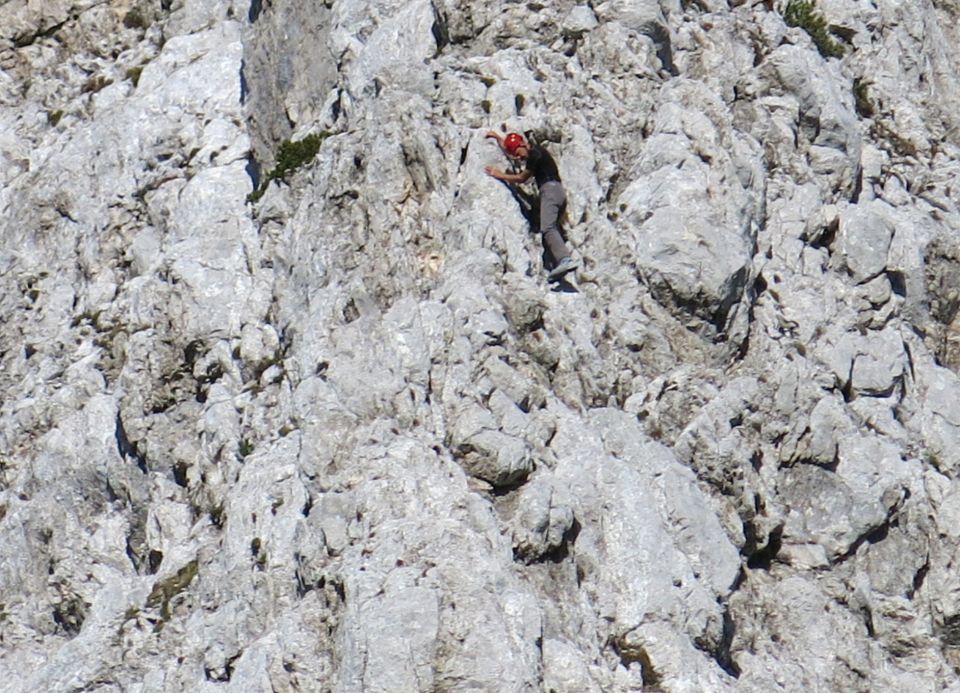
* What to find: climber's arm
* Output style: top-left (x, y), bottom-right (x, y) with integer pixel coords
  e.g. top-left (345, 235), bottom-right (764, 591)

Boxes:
top-left (484, 166), bottom-right (532, 184)
top-left (485, 130), bottom-right (506, 153)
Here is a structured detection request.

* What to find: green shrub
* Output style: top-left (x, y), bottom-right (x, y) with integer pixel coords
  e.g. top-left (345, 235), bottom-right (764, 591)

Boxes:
top-left (247, 132), bottom-right (329, 203)
top-left (274, 134), bottom-right (326, 178)
top-left (783, 0), bottom-right (844, 59)
top-left (853, 77), bottom-right (874, 118)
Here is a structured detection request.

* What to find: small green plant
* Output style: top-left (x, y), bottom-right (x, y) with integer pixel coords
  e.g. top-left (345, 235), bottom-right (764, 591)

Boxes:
top-left (250, 537), bottom-right (268, 568)
top-left (239, 438), bottom-right (255, 458)
top-left (853, 77), bottom-right (874, 118)
top-left (47, 110), bottom-right (63, 126)
top-left (870, 120), bottom-right (918, 158)
top-left (273, 135), bottom-right (326, 178)
top-left (70, 308), bottom-right (102, 328)
top-left (82, 75), bottom-right (113, 94)
top-left (123, 8), bottom-right (151, 30)
top-left (247, 132), bottom-right (329, 203)
top-left (117, 606), bottom-right (140, 636)
top-left (924, 449), bottom-right (943, 470)
top-left (783, 0), bottom-right (845, 59)
top-left (146, 559), bottom-right (198, 623)
top-left (125, 66), bottom-right (144, 87)
top-left (209, 502), bottom-right (226, 528)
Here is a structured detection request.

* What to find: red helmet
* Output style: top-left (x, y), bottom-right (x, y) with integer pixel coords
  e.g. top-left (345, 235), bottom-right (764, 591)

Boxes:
top-left (503, 132), bottom-right (526, 156)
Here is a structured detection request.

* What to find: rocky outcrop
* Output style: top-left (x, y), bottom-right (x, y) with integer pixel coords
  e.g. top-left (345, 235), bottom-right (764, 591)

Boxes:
top-left (4, 0), bottom-right (960, 691)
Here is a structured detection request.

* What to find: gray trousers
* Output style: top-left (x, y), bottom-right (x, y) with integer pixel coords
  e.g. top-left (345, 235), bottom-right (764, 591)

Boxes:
top-left (539, 181), bottom-right (571, 263)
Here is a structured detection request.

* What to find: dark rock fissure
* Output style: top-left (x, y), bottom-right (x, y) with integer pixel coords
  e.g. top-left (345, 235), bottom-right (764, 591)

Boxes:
top-left (746, 523), bottom-right (783, 570)
top-left (115, 413), bottom-right (147, 473)
top-left (908, 554), bottom-right (930, 599)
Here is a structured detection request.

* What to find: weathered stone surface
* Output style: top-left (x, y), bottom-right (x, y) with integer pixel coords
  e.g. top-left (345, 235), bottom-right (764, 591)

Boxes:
top-left (617, 80), bottom-right (761, 339)
top-left (504, 472), bottom-right (576, 563)
top-left (832, 200), bottom-right (896, 284)
top-left (4, 0), bottom-right (960, 690)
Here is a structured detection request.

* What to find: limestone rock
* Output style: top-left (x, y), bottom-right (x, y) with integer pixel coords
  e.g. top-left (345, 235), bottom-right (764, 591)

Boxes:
top-left (4, 0), bottom-right (960, 690)
top-left (504, 472), bottom-right (576, 563)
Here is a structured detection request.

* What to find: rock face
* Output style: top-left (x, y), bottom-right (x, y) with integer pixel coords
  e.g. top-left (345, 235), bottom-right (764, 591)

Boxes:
top-left (3, 0), bottom-right (960, 690)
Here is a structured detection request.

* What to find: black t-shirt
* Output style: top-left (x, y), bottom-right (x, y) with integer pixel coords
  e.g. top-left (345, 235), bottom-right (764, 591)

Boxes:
top-left (525, 145), bottom-right (561, 187)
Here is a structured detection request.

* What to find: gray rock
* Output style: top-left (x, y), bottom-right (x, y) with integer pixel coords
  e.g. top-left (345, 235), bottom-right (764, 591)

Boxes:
top-left (542, 638), bottom-right (603, 693)
top-left (5, 0), bottom-right (960, 689)
top-left (832, 200), bottom-right (897, 284)
top-left (504, 473), bottom-right (576, 563)
top-left (562, 5), bottom-right (598, 38)
top-left (617, 80), bottom-right (760, 340)
top-left (780, 433), bottom-right (913, 561)
top-left (817, 325), bottom-right (906, 398)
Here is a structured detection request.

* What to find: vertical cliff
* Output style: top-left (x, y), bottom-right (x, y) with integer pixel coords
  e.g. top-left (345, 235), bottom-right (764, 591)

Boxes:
top-left (3, 0), bottom-right (960, 690)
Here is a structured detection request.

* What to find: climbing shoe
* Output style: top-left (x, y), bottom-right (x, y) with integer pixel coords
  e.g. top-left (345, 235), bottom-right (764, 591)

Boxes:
top-left (547, 257), bottom-right (578, 282)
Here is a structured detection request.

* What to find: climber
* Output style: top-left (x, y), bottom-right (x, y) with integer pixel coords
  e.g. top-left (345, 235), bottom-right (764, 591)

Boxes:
top-left (484, 131), bottom-right (579, 282)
